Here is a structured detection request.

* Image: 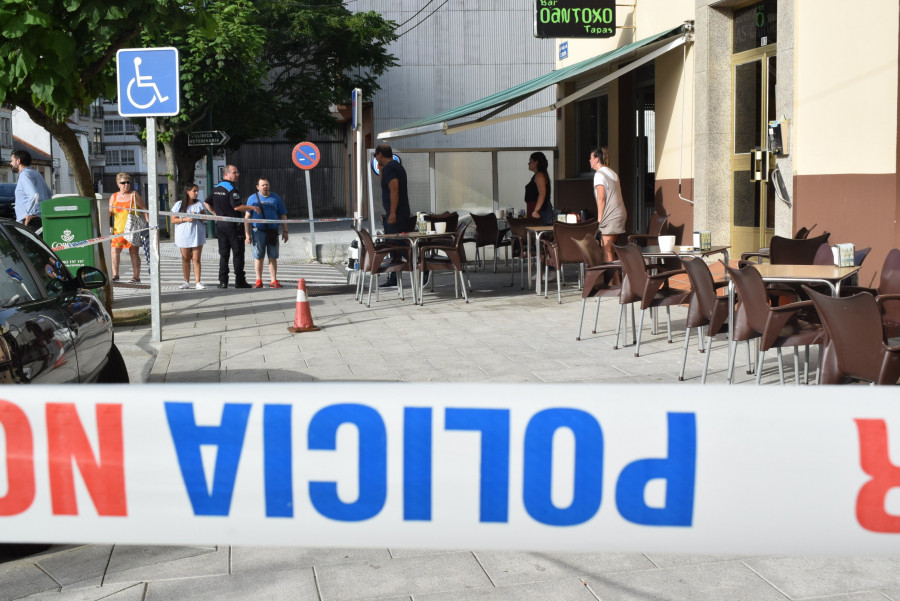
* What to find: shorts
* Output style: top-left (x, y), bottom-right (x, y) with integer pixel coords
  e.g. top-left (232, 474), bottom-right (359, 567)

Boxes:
top-left (251, 228), bottom-right (280, 260)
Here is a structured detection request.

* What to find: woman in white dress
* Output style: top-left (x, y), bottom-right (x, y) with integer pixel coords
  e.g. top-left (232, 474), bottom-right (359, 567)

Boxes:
top-left (171, 183), bottom-right (207, 289)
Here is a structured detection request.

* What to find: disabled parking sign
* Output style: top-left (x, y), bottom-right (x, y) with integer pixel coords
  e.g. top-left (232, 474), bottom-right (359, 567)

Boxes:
top-left (116, 47), bottom-right (180, 117)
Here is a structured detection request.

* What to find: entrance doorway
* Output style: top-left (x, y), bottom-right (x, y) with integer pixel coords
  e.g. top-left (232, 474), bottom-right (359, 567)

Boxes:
top-left (731, 48), bottom-right (777, 258)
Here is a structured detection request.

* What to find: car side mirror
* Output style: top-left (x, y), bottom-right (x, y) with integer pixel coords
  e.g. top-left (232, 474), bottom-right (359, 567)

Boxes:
top-left (76, 266), bottom-right (108, 289)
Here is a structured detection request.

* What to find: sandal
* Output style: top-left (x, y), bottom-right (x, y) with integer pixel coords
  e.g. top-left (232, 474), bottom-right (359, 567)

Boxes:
top-left (112, 275), bottom-right (119, 282)
top-left (128, 278), bottom-right (141, 284)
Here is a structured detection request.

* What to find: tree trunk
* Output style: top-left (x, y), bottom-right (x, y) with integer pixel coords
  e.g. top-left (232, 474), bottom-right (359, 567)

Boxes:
top-left (19, 105), bottom-right (113, 312)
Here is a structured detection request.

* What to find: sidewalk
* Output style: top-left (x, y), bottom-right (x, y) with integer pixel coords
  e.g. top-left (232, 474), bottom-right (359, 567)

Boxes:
top-left (3, 254), bottom-right (897, 601)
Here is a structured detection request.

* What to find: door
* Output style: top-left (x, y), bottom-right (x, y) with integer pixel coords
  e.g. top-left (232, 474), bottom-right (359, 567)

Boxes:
top-left (731, 48), bottom-right (777, 258)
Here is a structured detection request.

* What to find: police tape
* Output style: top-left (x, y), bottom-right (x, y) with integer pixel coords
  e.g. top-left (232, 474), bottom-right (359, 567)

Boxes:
top-left (50, 227), bottom-right (157, 252)
top-left (2, 383), bottom-right (900, 554)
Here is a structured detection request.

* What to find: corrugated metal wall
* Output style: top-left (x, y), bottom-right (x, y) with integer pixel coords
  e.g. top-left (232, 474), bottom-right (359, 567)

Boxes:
top-left (354, 0), bottom-right (557, 150)
top-left (227, 135), bottom-right (347, 219)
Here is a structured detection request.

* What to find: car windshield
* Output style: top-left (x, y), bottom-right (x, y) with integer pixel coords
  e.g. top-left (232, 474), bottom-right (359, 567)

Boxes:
top-left (5, 224), bottom-right (73, 299)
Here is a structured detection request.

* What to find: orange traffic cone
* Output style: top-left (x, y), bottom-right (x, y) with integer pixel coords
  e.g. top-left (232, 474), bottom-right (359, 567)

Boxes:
top-left (288, 278), bottom-right (320, 333)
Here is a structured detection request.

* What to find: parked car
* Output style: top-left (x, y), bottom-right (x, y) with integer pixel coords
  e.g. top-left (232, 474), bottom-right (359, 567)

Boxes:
top-left (0, 183), bottom-right (16, 220)
top-left (0, 218), bottom-right (128, 383)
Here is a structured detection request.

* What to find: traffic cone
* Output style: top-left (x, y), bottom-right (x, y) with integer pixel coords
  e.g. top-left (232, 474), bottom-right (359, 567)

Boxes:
top-left (287, 278), bottom-right (320, 333)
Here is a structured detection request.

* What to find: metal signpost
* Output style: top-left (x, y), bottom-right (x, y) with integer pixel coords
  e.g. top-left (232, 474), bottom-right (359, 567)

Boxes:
top-left (292, 142), bottom-right (321, 254)
top-left (352, 88), bottom-right (363, 231)
top-left (117, 47), bottom-right (180, 343)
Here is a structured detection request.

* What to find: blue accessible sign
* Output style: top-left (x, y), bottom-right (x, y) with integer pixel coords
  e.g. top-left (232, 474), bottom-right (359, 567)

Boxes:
top-left (116, 47), bottom-right (180, 117)
top-left (292, 142), bottom-right (321, 170)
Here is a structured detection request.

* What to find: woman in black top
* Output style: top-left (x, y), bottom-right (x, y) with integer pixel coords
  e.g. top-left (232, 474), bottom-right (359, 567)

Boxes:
top-left (524, 151), bottom-right (552, 224)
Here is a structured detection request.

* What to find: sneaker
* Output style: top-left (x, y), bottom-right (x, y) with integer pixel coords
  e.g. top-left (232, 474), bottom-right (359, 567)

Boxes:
top-left (179, 281), bottom-right (190, 289)
top-left (380, 275), bottom-right (398, 288)
top-left (253, 279), bottom-right (263, 288)
top-left (195, 282), bottom-right (206, 290)
top-left (269, 280), bottom-right (283, 289)
top-left (235, 281), bottom-right (252, 289)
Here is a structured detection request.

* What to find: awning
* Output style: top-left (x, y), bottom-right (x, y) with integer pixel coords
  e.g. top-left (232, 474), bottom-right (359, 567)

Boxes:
top-left (379, 22), bottom-right (693, 140)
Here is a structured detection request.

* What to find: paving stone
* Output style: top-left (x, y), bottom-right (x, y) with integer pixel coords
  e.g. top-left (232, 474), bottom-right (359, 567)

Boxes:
top-left (103, 546), bottom-right (225, 585)
top-left (0, 560), bottom-right (60, 601)
top-left (315, 551), bottom-right (492, 601)
top-left (144, 567), bottom-right (317, 601)
top-left (743, 556), bottom-right (900, 599)
top-left (36, 545), bottom-right (113, 589)
top-left (231, 546), bottom-right (391, 572)
top-left (474, 550), bottom-right (654, 586)
top-left (19, 582), bottom-right (146, 601)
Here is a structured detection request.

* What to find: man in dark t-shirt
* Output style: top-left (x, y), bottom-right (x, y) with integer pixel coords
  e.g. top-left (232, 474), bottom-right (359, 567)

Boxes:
top-left (203, 165), bottom-right (260, 288)
top-left (374, 144), bottom-right (412, 287)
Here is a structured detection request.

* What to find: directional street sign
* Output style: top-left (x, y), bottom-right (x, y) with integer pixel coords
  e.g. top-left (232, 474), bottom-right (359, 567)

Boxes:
top-left (116, 47), bottom-right (180, 117)
top-left (292, 142), bottom-right (321, 170)
top-left (187, 131), bottom-right (231, 147)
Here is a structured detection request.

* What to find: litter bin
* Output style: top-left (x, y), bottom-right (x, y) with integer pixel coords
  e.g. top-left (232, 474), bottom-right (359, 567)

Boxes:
top-left (41, 196), bottom-right (101, 274)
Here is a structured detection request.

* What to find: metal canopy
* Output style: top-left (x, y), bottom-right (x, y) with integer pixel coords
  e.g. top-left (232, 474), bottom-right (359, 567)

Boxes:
top-left (378, 23), bottom-right (691, 140)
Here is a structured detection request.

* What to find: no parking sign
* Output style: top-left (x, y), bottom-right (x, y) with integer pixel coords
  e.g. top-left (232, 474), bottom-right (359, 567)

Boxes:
top-left (292, 142), bottom-right (320, 170)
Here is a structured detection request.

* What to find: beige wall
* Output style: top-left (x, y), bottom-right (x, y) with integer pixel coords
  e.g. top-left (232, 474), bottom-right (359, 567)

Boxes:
top-left (794, 0), bottom-right (899, 175)
top-left (556, 0), bottom-right (695, 67)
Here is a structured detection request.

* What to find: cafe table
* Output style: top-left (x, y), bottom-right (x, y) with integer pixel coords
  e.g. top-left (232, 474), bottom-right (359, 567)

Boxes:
top-left (377, 230), bottom-right (453, 305)
top-left (725, 262), bottom-right (861, 383)
top-left (525, 225), bottom-right (555, 295)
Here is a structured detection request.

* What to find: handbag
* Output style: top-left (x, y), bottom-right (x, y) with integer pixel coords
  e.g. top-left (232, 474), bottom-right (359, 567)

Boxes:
top-left (265, 227), bottom-right (279, 246)
top-left (124, 195), bottom-right (148, 246)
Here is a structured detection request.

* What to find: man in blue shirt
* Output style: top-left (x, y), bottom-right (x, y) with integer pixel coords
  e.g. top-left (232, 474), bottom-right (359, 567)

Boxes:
top-left (374, 143), bottom-right (411, 287)
top-left (244, 178), bottom-right (288, 288)
top-left (9, 150), bottom-right (51, 231)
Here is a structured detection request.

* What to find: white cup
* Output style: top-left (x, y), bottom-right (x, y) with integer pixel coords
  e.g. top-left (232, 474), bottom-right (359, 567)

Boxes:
top-left (434, 222), bottom-right (447, 234)
top-left (658, 235), bottom-right (676, 253)
top-left (496, 210), bottom-right (504, 219)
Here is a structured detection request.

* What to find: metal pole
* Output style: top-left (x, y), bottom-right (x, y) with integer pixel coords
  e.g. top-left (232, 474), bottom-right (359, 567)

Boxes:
top-left (147, 117), bottom-right (162, 343)
top-left (366, 150), bottom-right (376, 233)
top-left (356, 98), bottom-right (364, 229)
top-left (305, 170), bottom-right (316, 259)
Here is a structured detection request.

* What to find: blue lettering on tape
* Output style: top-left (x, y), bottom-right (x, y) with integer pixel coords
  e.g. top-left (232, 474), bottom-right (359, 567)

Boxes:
top-left (264, 404), bottom-right (293, 518)
top-left (445, 408), bottom-right (510, 523)
top-left (404, 407), bottom-right (433, 521)
top-left (523, 408), bottom-right (604, 526)
top-left (615, 412), bottom-right (697, 526)
top-left (308, 404), bottom-right (387, 521)
top-left (165, 402), bottom-right (251, 516)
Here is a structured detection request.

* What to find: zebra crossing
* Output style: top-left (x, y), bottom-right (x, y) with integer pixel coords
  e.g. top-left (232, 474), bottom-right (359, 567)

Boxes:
top-left (111, 244), bottom-right (350, 298)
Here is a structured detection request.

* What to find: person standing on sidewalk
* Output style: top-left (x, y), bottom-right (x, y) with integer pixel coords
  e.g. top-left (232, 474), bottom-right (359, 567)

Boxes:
top-left (171, 183), bottom-right (207, 290)
top-left (9, 150), bottom-right (51, 232)
top-left (204, 165), bottom-right (259, 289)
top-left (244, 177), bottom-right (288, 288)
top-left (374, 143), bottom-right (411, 288)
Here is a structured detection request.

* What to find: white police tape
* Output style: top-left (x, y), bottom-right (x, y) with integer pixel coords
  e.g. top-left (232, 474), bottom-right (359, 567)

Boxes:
top-left (2, 383), bottom-right (900, 554)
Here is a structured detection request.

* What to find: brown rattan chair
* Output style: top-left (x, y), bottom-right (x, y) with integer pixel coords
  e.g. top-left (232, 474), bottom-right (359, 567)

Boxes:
top-left (724, 263), bottom-right (825, 384)
top-left (802, 286), bottom-right (900, 385)
top-left (541, 220), bottom-right (599, 304)
top-left (573, 235), bottom-right (621, 341)
top-left (423, 211), bottom-right (459, 234)
top-left (469, 212), bottom-right (511, 273)
top-left (740, 224), bottom-right (820, 264)
top-left (627, 213), bottom-right (670, 247)
top-left (506, 216), bottom-right (543, 288)
top-left (679, 257), bottom-right (730, 383)
top-left (613, 243), bottom-right (690, 356)
top-left (417, 222), bottom-right (470, 305)
top-left (356, 228), bottom-right (414, 307)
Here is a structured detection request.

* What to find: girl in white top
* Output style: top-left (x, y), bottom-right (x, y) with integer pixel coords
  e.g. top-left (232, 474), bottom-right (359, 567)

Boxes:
top-left (171, 183), bottom-right (207, 290)
top-left (590, 147), bottom-right (627, 262)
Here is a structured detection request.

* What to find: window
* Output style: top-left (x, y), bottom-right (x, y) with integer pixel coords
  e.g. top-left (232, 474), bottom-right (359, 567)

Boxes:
top-left (575, 95), bottom-right (609, 176)
top-left (106, 150), bottom-right (120, 165)
top-left (0, 117), bottom-right (10, 147)
top-left (0, 228), bottom-right (42, 306)
top-left (105, 120), bottom-right (124, 135)
top-left (120, 150), bottom-right (135, 166)
top-left (733, 0), bottom-right (777, 53)
top-left (7, 224), bottom-right (72, 299)
top-left (124, 120), bottom-right (138, 134)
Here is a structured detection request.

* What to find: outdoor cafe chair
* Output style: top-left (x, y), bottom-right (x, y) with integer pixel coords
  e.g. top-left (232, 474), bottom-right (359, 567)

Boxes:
top-left (627, 212), bottom-right (670, 247)
top-left (542, 220), bottom-right (599, 304)
top-left (679, 257), bottom-right (730, 384)
top-left (724, 263), bottom-right (825, 385)
top-left (417, 222), bottom-right (471, 305)
top-left (802, 286), bottom-right (900, 385)
top-left (740, 224), bottom-right (820, 264)
top-left (573, 235), bottom-right (621, 341)
top-left (613, 243), bottom-right (690, 357)
top-left (356, 227), bottom-right (414, 308)
top-left (841, 248), bottom-right (900, 338)
top-left (468, 212), bottom-right (511, 273)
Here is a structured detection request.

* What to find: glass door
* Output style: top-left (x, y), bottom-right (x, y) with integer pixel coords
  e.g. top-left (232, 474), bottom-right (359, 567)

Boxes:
top-left (731, 48), bottom-right (777, 258)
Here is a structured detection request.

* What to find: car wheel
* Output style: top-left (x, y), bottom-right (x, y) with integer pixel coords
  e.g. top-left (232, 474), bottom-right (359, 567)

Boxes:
top-left (97, 343), bottom-right (130, 383)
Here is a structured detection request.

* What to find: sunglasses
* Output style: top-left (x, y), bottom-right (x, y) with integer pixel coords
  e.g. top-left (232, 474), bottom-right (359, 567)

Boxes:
top-left (119, 181), bottom-right (131, 185)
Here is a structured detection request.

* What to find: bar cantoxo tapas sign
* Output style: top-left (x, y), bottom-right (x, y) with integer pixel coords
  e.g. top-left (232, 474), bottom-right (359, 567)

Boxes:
top-left (534, 0), bottom-right (616, 38)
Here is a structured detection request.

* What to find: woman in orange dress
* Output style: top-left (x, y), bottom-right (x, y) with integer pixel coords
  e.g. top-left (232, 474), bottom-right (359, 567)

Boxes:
top-left (108, 173), bottom-right (146, 282)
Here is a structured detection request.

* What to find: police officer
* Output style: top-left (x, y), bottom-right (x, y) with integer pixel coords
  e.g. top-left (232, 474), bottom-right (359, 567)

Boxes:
top-left (204, 165), bottom-right (260, 288)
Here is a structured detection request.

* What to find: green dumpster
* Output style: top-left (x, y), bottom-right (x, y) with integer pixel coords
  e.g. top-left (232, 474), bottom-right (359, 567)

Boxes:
top-left (41, 196), bottom-right (101, 274)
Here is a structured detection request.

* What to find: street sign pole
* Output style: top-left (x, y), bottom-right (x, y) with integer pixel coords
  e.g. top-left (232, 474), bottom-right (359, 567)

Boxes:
top-left (147, 117), bottom-right (161, 343)
top-left (292, 142), bottom-right (321, 260)
top-left (305, 170), bottom-right (315, 256)
top-left (353, 88), bottom-right (363, 231)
